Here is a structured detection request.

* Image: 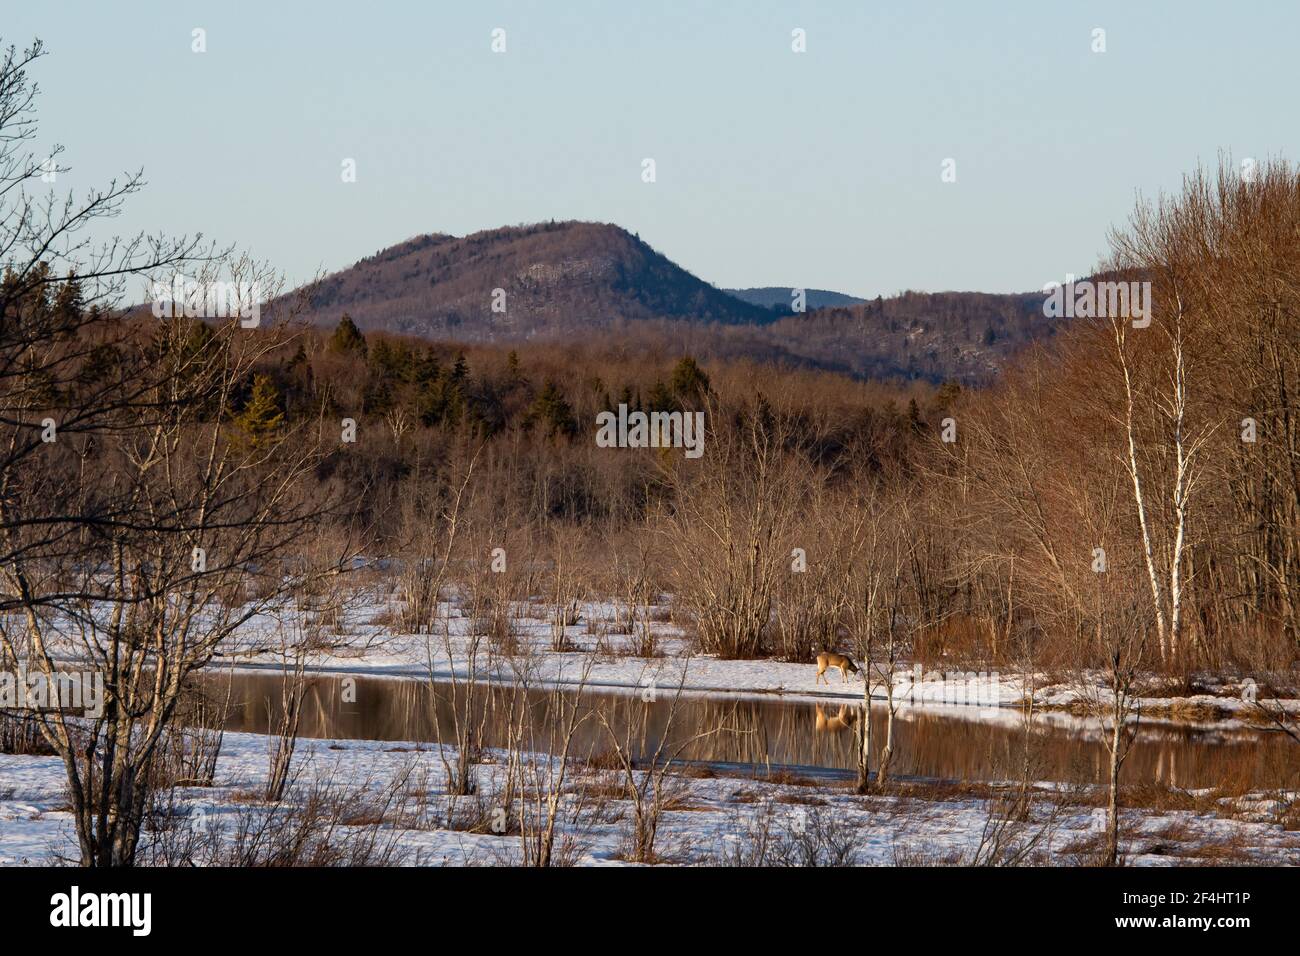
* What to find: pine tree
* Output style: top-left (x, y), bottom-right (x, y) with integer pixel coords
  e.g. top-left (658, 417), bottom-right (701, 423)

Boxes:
top-left (52, 272), bottom-right (84, 324)
top-left (669, 355), bottom-right (711, 404)
top-left (328, 314), bottom-right (367, 357)
top-left (449, 351), bottom-right (469, 384)
top-left (645, 380), bottom-right (675, 412)
top-left (412, 349), bottom-right (441, 391)
top-left (418, 367), bottom-right (466, 427)
top-left (934, 380), bottom-right (961, 412)
top-left (906, 397), bottom-right (923, 433)
top-left (369, 338), bottom-right (395, 371)
top-left (525, 380), bottom-right (577, 438)
top-left (235, 374), bottom-right (285, 449)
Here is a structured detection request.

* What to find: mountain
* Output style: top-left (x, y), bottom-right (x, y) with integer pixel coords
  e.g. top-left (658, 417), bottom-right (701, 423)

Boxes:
top-left (724, 287), bottom-right (866, 312)
top-left (289, 219), bottom-right (1053, 384)
top-left (296, 221), bottom-right (772, 339)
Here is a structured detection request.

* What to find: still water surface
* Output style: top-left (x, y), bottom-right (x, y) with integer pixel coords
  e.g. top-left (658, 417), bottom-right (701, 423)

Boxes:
top-left (201, 671), bottom-right (1295, 791)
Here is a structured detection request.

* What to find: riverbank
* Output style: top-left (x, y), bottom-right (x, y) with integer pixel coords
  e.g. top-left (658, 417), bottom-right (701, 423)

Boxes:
top-left (215, 595), bottom-right (1300, 734)
top-left (4, 731), bottom-right (1298, 867)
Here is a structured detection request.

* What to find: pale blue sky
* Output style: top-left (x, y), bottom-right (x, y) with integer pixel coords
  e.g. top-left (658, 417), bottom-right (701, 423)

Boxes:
top-left (8, 0), bottom-right (1296, 297)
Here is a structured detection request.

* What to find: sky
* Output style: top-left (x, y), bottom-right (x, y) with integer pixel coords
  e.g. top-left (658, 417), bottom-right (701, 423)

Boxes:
top-left (6, 0), bottom-right (1297, 298)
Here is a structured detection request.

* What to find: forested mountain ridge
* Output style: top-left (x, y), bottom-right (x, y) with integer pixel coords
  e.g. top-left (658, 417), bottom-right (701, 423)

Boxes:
top-left (287, 220), bottom-right (1051, 384)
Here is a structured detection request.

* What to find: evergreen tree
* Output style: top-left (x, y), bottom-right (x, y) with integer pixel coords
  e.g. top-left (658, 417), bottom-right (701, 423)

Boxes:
top-left (152, 319), bottom-right (218, 413)
top-left (668, 355), bottom-right (711, 404)
top-left (369, 337), bottom-right (396, 371)
top-left (418, 366), bottom-right (466, 427)
top-left (906, 397), bottom-right (924, 433)
top-left (363, 374), bottom-right (394, 416)
top-left (283, 342), bottom-right (312, 406)
top-left (328, 314), bottom-right (367, 357)
top-left (448, 351), bottom-right (469, 384)
top-left (525, 380), bottom-right (577, 438)
top-left (412, 348), bottom-right (441, 391)
top-left (286, 342), bottom-right (308, 371)
top-left (645, 380), bottom-right (676, 412)
top-left (933, 380), bottom-right (961, 412)
top-left (235, 374), bottom-right (285, 449)
top-left (52, 272), bottom-right (84, 325)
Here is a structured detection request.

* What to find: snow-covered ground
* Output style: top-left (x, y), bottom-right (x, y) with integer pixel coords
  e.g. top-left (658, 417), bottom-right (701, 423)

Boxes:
top-left (4, 731), bottom-right (1298, 866)
top-left (28, 584), bottom-right (1299, 729)
top-left (5, 587), bottom-right (1297, 867)
top-left (217, 592), bottom-right (1300, 733)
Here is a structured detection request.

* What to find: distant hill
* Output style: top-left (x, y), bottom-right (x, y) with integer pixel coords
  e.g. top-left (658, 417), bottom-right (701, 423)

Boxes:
top-left (295, 221), bottom-right (772, 339)
top-left (639, 291), bottom-right (1049, 384)
top-left (724, 287), bottom-right (866, 312)
top-left (759, 291), bottom-right (1050, 382)
top-left (288, 220), bottom-right (1053, 384)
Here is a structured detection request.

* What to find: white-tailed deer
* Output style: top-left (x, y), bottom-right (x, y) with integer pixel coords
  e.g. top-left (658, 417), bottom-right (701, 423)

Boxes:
top-left (815, 652), bottom-right (860, 684)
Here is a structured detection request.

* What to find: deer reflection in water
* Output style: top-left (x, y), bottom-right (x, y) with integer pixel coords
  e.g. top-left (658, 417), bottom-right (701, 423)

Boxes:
top-left (814, 703), bottom-right (858, 734)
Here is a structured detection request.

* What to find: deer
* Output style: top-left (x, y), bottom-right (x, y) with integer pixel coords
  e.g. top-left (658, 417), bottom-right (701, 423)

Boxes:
top-left (815, 651), bottom-right (861, 684)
